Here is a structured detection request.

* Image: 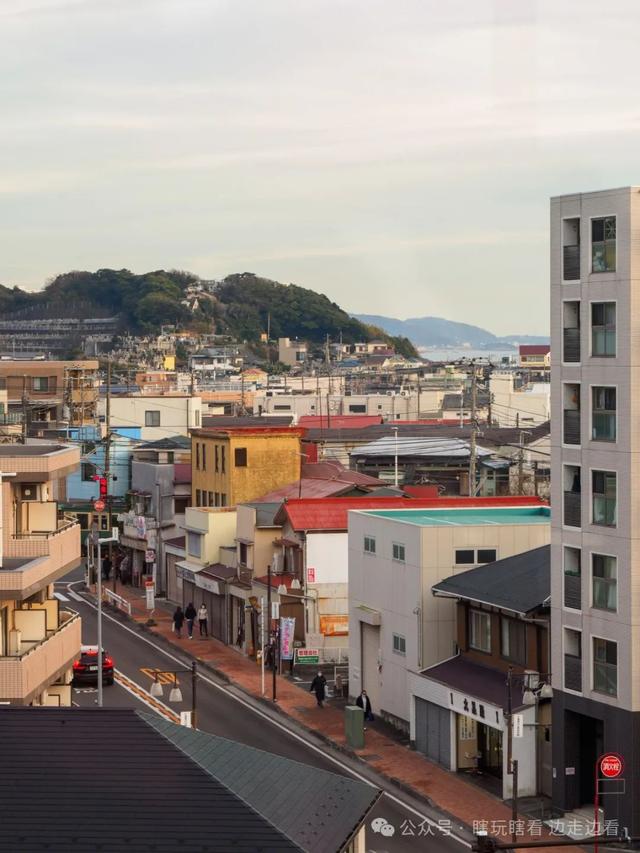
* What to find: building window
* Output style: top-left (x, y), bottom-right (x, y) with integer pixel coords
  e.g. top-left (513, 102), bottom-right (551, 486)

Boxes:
top-left (194, 410), bottom-right (200, 426)
top-left (563, 546), bottom-right (582, 610)
top-left (392, 633), bottom-right (406, 655)
top-left (81, 462), bottom-right (96, 481)
top-left (201, 491), bottom-right (208, 507)
top-left (501, 617), bottom-right (527, 665)
top-left (239, 542), bottom-right (248, 565)
top-left (221, 446), bottom-right (226, 474)
top-left (349, 404), bottom-right (367, 413)
top-left (592, 387), bottom-right (616, 441)
top-left (145, 410), bottom-right (160, 427)
top-left (196, 443), bottom-right (200, 470)
top-left (201, 443), bottom-right (206, 470)
top-left (187, 531), bottom-right (202, 559)
top-left (274, 404), bottom-right (292, 411)
top-left (591, 216), bottom-right (616, 272)
top-left (195, 489), bottom-right (202, 507)
top-left (207, 491), bottom-right (213, 506)
top-left (591, 302), bottom-right (616, 357)
top-left (469, 609), bottom-right (491, 653)
top-left (392, 543), bottom-right (405, 562)
top-left (592, 470), bottom-right (616, 527)
top-left (592, 554), bottom-right (617, 612)
top-left (33, 376), bottom-right (50, 392)
top-left (364, 535), bottom-right (376, 554)
top-left (235, 447), bottom-right (247, 467)
top-left (593, 637), bottom-right (617, 696)
top-left (215, 445), bottom-right (219, 473)
top-left (455, 548), bottom-right (496, 566)
top-left (220, 493), bottom-right (227, 507)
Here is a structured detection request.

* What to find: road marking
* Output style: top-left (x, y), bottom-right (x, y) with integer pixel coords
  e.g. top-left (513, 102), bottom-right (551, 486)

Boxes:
top-left (140, 667), bottom-right (178, 685)
top-left (69, 582), bottom-right (470, 848)
top-left (114, 670), bottom-right (180, 723)
top-left (54, 592), bottom-right (69, 602)
top-left (68, 590), bottom-right (84, 601)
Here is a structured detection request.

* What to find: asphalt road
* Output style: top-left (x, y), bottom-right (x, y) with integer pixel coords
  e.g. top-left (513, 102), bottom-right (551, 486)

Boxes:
top-left (57, 574), bottom-right (472, 853)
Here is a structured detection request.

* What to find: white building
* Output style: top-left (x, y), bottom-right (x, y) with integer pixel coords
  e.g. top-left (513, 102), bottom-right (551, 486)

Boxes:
top-left (105, 394), bottom-right (202, 441)
top-left (489, 372), bottom-right (550, 428)
top-left (347, 501), bottom-right (551, 730)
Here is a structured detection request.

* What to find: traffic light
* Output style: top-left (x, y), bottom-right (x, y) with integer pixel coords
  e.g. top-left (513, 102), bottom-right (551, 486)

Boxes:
top-left (93, 475), bottom-right (108, 498)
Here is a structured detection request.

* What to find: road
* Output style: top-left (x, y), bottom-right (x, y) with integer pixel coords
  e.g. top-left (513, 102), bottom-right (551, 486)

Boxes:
top-left (56, 574), bottom-right (471, 853)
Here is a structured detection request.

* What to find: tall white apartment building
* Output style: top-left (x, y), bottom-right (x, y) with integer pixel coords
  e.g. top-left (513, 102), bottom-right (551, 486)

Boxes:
top-left (551, 187), bottom-right (639, 834)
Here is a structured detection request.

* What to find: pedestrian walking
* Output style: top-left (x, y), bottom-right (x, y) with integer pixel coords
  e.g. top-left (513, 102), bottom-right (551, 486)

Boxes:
top-left (173, 606), bottom-right (185, 639)
top-left (198, 603), bottom-right (209, 637)
top-left (102, 555), bottom-right (112, 581)
top-left (356, 689), bottom-right (375, 721)
top-left (185, 602), bottom-right (197, 639)
top-left (309, 671), bottom-right (327, 708)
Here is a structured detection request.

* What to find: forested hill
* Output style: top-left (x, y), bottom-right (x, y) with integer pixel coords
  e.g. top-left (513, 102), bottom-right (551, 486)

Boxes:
top-left (0, 270), bottom-right (418, 357)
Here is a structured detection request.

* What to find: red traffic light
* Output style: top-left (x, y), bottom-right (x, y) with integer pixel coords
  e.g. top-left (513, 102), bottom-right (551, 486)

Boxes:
top-left (92, 475), bottom-right (108, 498)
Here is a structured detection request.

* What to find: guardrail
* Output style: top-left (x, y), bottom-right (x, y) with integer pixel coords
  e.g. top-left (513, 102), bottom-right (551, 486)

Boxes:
top-left (103, 588), bottom-right (132, 615)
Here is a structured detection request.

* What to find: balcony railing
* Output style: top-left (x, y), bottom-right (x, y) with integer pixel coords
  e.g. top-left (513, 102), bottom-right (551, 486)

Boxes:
top-left (563, 410), bottom-right (581, 445)
top-left (563, 245), bottom-right (580, 281)
top-left (1, 521), bottom-right (81, 596)
top-left (564, 491), bottom-right (581, 528)
top-left (0, 611), bottom-right (81, 702)
top-left (563, 573), bottom-right (581, 610)
top-left (564, 653), bottom-right (582, 692)
top-left (563, 328), bottom-right (581, 363)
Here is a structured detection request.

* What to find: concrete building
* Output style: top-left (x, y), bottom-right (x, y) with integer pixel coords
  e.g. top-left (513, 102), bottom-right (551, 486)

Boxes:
top-left (348, 500), bottom-right (550, 731)
top-left (190, 427), bottom-right (304, 508)
top-left (105, 393), bottom-right (202, 441)
top-left (550, 186), bottom-right (640, 834)
top-left (0, 444), bottom-right (82, 705)
top-left (278, 337), bottom-right (308, 368)
top-left (254, 391), bottom-right (446, 421)
top-left (489, 372), bottom-right (551, 429)
top-left (519, 344), bottom-right (551, 371)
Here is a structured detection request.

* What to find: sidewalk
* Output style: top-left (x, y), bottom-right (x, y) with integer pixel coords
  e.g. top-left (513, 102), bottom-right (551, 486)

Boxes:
top-left (101, 582), bottom-right (578, 848)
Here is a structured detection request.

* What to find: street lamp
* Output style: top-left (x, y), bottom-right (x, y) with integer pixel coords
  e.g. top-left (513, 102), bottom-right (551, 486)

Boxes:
top-left (147, 661), bottom-right (198, 729)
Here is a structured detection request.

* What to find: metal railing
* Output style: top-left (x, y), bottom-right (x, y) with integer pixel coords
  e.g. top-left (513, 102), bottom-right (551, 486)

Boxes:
top-left (564, 653), bottom-right (582, 692)
top-left (563, 409), bottom-right (581, 445)
top-left (563, 244), bottom-right (580, 281)
top-left (562, 327), bottom-right (580, 362)
top-left (563, 491), bottom-right (581, 528)
top-left (4, 611), bottom-right (80, 660)
top-left (563, 572), bottom-right (581, 610)
top-left (12, 516), bottom-right (78, 539)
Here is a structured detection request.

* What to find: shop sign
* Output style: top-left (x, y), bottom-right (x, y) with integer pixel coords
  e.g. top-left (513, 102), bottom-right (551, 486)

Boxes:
top-left (145, 549), bottom-right (156, 565)
top-left (319, 614), bottom-right (348, 636)
top-left (196, 575), bottom-right (221, 595)
top-left (449, 689), bottom-right (501, 728)
top-left (280, 617), bottom-right (296, 660)
top-left (600, 754), bottom-right (623, 779)
top-left (307, 566), bottom-right (316, 583)
top-left (176, 565), bottom-right (196, 583)
top-left (512, 713), bottom-right (524, 738)
top-left (296, 648), bottom-right (320, 665)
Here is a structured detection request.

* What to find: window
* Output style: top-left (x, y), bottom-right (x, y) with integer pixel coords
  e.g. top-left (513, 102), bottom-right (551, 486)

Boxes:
top-left (194, 410), bottom-right (200, 426)
top-left (592, 554), bottom-right (617, 612)
top-left (239, 543), bottom-right (248, 565)
top-left (221, 446), bottom-right (226, 474)
top-left (195, 489), bottom-right (201, 507)
top-left (235, 447), bottom-right (247, 467)
top-left (196, 443), bottom-right (200, 470)
top-left (81, 462), bottom-right (96, 481)
top-left (187, 531), bottom-right (202, 559)
top-left (201, 491), bottom-right (208, 507)
top-left (592, 470), bottom-right (616, 527)
top-left (593, 637), bottom-right (617, 696)
top-left (563, 546), bottom-right (582, 610)
top-left (33, 376), bottom-right (50, 392)
top-left (349, 404), bottom-right (367, 413)
top-left (215, 445), bottom-right (219, 473)
top-left (364, 535), bottom-right (376, 554)
top-left (591, 302), bottom-right (616, 357)
top-left (392, 543), bottom-right (405, 562)
top-left (592, 387), bottom-right (616, 441)
top-left (591, 216), bottom-right (616, 272)
top-left (469, 610), bottom-right (491, 653)
top-left (201, 443), bottom-right (206, 470)
top-left (274, 404), bottom-right (292, 411)
top-left (220, 493), bottom-right (228, 507)
top-left (145, 410), bottom-right (160, 427)
top-left (501, 618), bottom-right (527, 665)
top-left (207, 491), bottom-right (213, 506)
top-left (392, 633), bottom-right (406, 655)
top-left (455, 548), bottom-right (496, 565)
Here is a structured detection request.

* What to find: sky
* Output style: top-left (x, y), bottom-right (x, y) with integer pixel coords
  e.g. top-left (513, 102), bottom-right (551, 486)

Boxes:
top-left (2, 1), bottom-right (640, 335)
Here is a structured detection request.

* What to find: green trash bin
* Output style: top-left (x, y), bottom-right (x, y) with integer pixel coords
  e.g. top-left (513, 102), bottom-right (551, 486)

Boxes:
top-left (345, 704), bottom-right (365, 749)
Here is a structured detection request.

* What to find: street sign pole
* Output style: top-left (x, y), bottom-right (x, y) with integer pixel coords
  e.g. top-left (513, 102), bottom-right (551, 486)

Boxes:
top-left (97, 538), bottom-right (103, 708)
top-left (260, 596), bottom-right (265, 697)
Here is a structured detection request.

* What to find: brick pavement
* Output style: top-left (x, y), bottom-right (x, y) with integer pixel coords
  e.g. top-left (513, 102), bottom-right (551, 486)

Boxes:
top-left (101, 583), bottom-right (580, 849)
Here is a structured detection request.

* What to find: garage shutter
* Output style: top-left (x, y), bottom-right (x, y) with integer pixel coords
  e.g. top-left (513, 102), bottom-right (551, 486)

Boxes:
top-left (415, 698), bottom-right (450, 768)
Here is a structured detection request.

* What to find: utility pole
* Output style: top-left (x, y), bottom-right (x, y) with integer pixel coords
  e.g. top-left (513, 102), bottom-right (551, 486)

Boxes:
top-left (518, 431), bottom-right (525, 495)
top-left (506, 667), bottom-right (519, 845)
top-left (267, 563), bottom-right (276, 701)
top-left (21, 375), bottom-right (27, 443)
top-left (104, 360), bottom-right (115, 593)
top-left (468, 364), bottom-right (478, 496)
top-left (392, 426), bottom-right (399, 488)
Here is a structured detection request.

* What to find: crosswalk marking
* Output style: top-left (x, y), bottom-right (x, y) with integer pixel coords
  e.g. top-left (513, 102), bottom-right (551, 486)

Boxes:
top-left (68, 590), bottom-right (84, 602)
top-left (54, 592), bottom-right (69, 602)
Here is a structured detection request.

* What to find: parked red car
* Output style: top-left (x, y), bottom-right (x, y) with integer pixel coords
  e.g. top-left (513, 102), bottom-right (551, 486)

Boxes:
top-left (73, 645), bottom-right (114, 686)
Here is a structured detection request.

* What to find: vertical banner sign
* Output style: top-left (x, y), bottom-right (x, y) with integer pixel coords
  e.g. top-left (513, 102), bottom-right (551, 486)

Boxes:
top-left (145, 578), bottom-right (155, 610)
top-left (280, 617), bottom-right (296, 660)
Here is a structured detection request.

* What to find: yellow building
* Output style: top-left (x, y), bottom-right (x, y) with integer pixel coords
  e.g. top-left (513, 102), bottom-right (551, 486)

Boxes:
top-left (0, 443), bottom-right (82, 706)
top-left (191, 427), bottom-right (304, 507)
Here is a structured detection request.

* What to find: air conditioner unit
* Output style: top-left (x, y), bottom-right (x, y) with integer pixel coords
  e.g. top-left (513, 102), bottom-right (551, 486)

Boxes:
top-left (20, 484), bottom-right (38, 502)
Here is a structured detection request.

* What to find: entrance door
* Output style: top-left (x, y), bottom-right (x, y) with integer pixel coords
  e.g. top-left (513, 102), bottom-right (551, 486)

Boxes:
top-left (579, 715), bottom-right (603, 806)
top-left (477, 723), bottom-right (502, 778)
top-left (361, 622), bottom-right (381, 713)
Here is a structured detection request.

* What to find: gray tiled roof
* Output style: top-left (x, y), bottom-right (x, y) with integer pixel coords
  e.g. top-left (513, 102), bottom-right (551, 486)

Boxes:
top-left (143, 713), bottom-right (380, 853)
top-left (432, 544), bottom-right (550, 615)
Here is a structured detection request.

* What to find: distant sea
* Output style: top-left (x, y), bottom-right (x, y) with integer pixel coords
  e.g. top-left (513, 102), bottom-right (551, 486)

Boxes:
top-left (418, 346), bottom-right (517, 362)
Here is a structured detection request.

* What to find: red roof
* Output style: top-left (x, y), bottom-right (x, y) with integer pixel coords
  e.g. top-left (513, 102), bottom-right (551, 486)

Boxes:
top-left (173, 463), bottom-right (191, 484)
top-left (253, 573), bottom-right (299, 590)
top-left (253, 461), bottom-right (381, 501)
top-left (191, 426), bottom-right (306, 437)
top-left (278, 495), bottom-right (546, 532)
top-left (298, 415), bottom-right (383, 430)
top-left (519, 345), bottom-right (550, 356)
top-left (402, 485), bottom-right (440, 498)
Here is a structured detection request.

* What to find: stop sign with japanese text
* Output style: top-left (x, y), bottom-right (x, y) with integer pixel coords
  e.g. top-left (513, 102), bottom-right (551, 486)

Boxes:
top-left (600, 754), bottom-right (624, 778)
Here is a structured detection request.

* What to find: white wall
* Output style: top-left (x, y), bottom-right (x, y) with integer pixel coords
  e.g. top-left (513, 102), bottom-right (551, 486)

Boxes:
top-left (489, 373), bottom-right (550, 428)
top-left (108, 395), bottom-right (202, 440)
top-left (306, 532), bottom-right (348, 584)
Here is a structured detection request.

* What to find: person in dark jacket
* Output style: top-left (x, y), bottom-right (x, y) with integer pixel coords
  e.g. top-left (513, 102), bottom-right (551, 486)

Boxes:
top-left (173, 606), bottom-right (185, 639)
top-left (185, 602), bottom-right (197, 639)
top-left (356, 689), bottom-right (374, 721)
top-left (309, 671), bottom-right (327, 708)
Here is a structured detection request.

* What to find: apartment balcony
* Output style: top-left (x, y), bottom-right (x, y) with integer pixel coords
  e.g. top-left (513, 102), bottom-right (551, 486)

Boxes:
top-left (563, 245), bottom-right (580, 281)
top-left (564, 653), bottom-right (582, 692)
top-left (563, 573), bottom-right (581, 610)
top-left (0, 519), bottom-right (81, 599)
top-left (0, 443), bottom-right (80, 481)
top-left (0, 611), bottom-right (81, 704)
top-left (563, 491), bottom-right (581, 528)
top-left (563, 410), bottom-right (581, 445)
top-left (563, 328), bottom-right (581, 363)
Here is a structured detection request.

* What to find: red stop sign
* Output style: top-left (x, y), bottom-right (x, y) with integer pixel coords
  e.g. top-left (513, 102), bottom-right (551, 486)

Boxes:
top-left (93, 499), bottom-right (105, 512)
top-left (600, 753), bottom-right (623, 778)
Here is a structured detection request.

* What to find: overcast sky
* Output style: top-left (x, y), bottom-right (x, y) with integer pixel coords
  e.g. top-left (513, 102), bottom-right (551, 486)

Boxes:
top-left (2, 0), bottom-right (640, 334)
